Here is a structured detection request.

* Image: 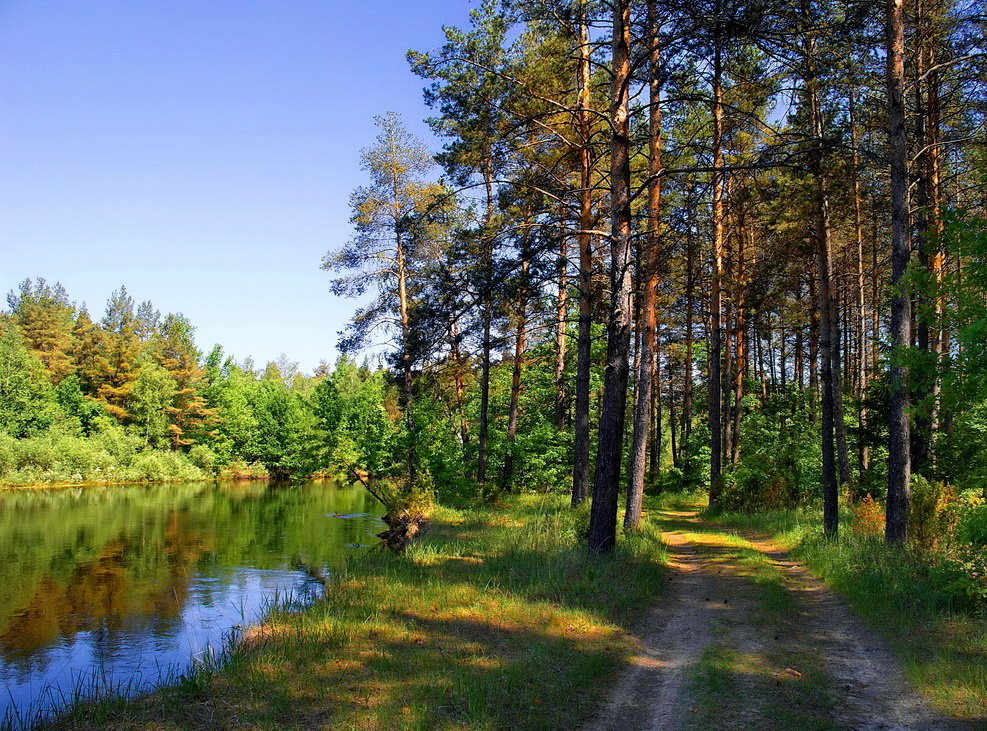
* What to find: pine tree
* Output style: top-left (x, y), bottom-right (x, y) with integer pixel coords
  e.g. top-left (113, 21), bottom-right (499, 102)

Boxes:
top-left (6, 278), bottom-right (76, 383)
top-left (94, 287), bottom-right (142, 421)
top-left (154, 314), bottom-right (216, 448)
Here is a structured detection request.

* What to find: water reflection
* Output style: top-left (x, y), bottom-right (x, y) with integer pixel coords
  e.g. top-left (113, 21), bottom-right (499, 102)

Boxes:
top-left (0, 480), bottom-right (382, 724)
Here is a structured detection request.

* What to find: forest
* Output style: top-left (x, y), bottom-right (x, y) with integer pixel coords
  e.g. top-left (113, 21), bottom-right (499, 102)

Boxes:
top-left (322, 0), bottom-right (986, 583)
top-left (3, 0), bottom-right (986, 726)
top-left (0, 279), bottom-right (394, 484)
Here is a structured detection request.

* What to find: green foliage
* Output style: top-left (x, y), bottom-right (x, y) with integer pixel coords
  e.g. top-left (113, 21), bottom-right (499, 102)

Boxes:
top-left (52, 375), bottom-right (103, 435)
top-left (908, 476), bottom-right (960, 552)
top-left (408, 386), bottom-right (472, 501)
top-left (719, 387), bottom-right (821, 511)
top-left (127, 362), bottom-right (178, 447)
top-left (187, 443), bottom-right (219, 473)
top-left (0, 426), bottom-right (208, 486)
top-left (309, 358), bottom-right (397, 477)
top-left (942, 213), bottom-right (987, 402)
top-left (957, 498), bottom-right (987, 546)
top-left (0, 327), bottom-right (61, 437)
top-left (246, 380), bottom-right (319, 479)
top-left (1, 284), bottom-right (401, 486)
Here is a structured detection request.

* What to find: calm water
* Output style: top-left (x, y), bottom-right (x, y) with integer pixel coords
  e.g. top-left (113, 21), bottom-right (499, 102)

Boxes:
top-left (0, 480), bottom-right (383, 725)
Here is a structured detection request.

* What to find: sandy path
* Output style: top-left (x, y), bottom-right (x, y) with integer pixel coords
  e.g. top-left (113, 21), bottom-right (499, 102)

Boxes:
top-left (586, 509), bottom-right (965, 731)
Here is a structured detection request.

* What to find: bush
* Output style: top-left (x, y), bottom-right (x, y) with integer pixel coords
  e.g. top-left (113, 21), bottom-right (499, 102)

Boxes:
top-left (851, 494), bottom-right (884, 537)
top-left (955, 490), bottom-right (987, 546)
top-left (717, 389), bottom-right (821, 512)
top-left (188, 443), bottom-right (219, 474)
top-left (218, 458), bottom-right (269, 480)
top-left (908, 476), bottom-right (960, 552)
top-left (0, 430), bottom-right (210, 486)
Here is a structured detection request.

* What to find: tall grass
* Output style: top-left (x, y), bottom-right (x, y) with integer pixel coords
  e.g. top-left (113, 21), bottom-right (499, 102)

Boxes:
top-left (48, 494), bottom-right (669, 730)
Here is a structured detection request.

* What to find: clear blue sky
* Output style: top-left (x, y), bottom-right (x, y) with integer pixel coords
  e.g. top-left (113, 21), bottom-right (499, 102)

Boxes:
top-left (0, 0), bottom-right (473, 372)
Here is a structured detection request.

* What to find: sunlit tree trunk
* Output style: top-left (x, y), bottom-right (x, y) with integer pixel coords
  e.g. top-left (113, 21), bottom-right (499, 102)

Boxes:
top-left (477, 164), bottom-right (495, 485)
top-left (501, 255), bottom-right (530, 490)
top-left (626, 0), bottom-right (663, 531)
top-left (572, 1), bottom-right (595, 507)
top-left (708, 8), bottom-right (726, 508)
top-left (849, 90), bottom-right (870, 473)
top-left (554, 232), bottom-right (569, 429)
top-left (806, 32), bottom-right (839, 536)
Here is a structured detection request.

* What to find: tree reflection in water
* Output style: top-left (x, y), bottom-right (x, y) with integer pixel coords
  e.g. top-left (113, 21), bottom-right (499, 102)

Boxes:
top-left (0, 480), bottom-right (382, 723)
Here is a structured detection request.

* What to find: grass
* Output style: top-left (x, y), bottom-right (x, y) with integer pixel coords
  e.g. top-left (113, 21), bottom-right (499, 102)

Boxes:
top-left (704, 504), bottom-right (987, 721)
top-left (48, 494), bottom-right (668, 730)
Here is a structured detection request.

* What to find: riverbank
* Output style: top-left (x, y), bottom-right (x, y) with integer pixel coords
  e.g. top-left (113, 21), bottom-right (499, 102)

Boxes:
top-left (0, 428), bottom-right (268, 488)
top-left (0, 430), bottom-right (276, 488)
top-left (49, 494), bottom-right (668, 729)
top-left (34, 492), bottom-right (987, 728)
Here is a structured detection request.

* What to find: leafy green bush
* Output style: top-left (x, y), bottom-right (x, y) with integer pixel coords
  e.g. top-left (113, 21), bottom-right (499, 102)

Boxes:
top-left (218, 458), bottom-right (269, 480)
top-left (0, 429), bottom-right (209, 486)
top-left (957, 497), bottom-right (987, 546)
top-left (719, 389), bottom-right (820, 511)
top-left (187, 443), bottom-right (219, 473)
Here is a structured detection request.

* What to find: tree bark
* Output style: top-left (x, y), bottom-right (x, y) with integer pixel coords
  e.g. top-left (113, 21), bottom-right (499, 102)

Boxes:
top-left (805, 28), bottom-right (839, 535)
top-left (572, 2), bottom-right (594, 507)
top-left (396, 229), bottom-right (417, 483)
top-left (501, 256), bottom-right (529, 490)
top-left (588, 0), bottom-right (632, 553)
top-left (849, 90), bottom-right (870, 473)
top-left (683, 218), bottom-right (695, 452)
top-left (554, 233), bottom-right (569, 429)
top-left (476, 165), bottom-right (496, 486)
top-left (626, 0), bottom-right (663, 532)
top-left (730, 223), bottom-right (748, 465)
top-left (886, 0), bottom-right (911, 545)
top-left (708, 11), bottom-right (726, 508)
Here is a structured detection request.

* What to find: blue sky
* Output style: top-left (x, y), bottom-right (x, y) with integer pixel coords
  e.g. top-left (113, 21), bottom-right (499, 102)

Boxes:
top-left (0, 0), bottom-right (474, 372)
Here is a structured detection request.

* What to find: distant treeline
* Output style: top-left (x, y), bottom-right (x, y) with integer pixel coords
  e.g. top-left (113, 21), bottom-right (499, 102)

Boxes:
top-left (0, 279), bottom-right (394, 484)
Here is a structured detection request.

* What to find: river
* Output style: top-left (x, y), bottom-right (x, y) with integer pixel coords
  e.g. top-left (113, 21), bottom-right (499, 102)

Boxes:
top-left (0, 479), bottom-right (383, 726)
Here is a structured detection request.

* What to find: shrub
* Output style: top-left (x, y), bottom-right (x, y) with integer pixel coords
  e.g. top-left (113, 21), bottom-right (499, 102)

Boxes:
top-left (188, 444), bottom-right (219, 474)
top-left (218, 458), bottom-right (269, 480)
top-left (955, 490), bottom-right (987, 546)
top-left (851, 494), bottom-right (885, 537)
top-left (908, 476), bottom-right (960, 552)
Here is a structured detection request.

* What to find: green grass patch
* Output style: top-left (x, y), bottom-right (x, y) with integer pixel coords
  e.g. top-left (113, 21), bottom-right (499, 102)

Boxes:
top-left (51, 494), bottom-right (668, 730)
top-left (706, 505), bottom-right (987, 722)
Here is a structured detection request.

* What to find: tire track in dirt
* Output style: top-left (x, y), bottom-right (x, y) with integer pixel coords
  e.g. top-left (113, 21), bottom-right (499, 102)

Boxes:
top-left (586, 509), bottom-right (966, 731)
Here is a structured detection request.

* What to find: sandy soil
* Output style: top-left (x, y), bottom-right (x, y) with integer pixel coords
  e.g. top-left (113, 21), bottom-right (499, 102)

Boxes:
top-left (586, 509), bottom-right (969, 731)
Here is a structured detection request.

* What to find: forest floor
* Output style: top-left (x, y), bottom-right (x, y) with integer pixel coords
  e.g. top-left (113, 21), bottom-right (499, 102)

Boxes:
top-left (588, 506), bottom-right (980, 730)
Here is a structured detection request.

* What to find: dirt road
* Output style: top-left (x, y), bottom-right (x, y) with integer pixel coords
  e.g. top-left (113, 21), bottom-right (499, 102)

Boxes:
top-left (586, 509), bottom-right (969, 731)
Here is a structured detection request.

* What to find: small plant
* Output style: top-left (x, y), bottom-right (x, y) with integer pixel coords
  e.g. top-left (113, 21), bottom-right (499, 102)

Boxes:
top-left (909, 476), bottom-right (960, 552)
top-left (851, 494), bottom-right (885, 537)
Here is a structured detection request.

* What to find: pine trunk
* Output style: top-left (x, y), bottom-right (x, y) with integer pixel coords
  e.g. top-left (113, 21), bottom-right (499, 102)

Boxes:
top-left (886, 0), bottom-right (911, 545)
top-left (588, 0), bottom-right (632, 553)
top-left (626, 0), bottom-right (662, 531)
